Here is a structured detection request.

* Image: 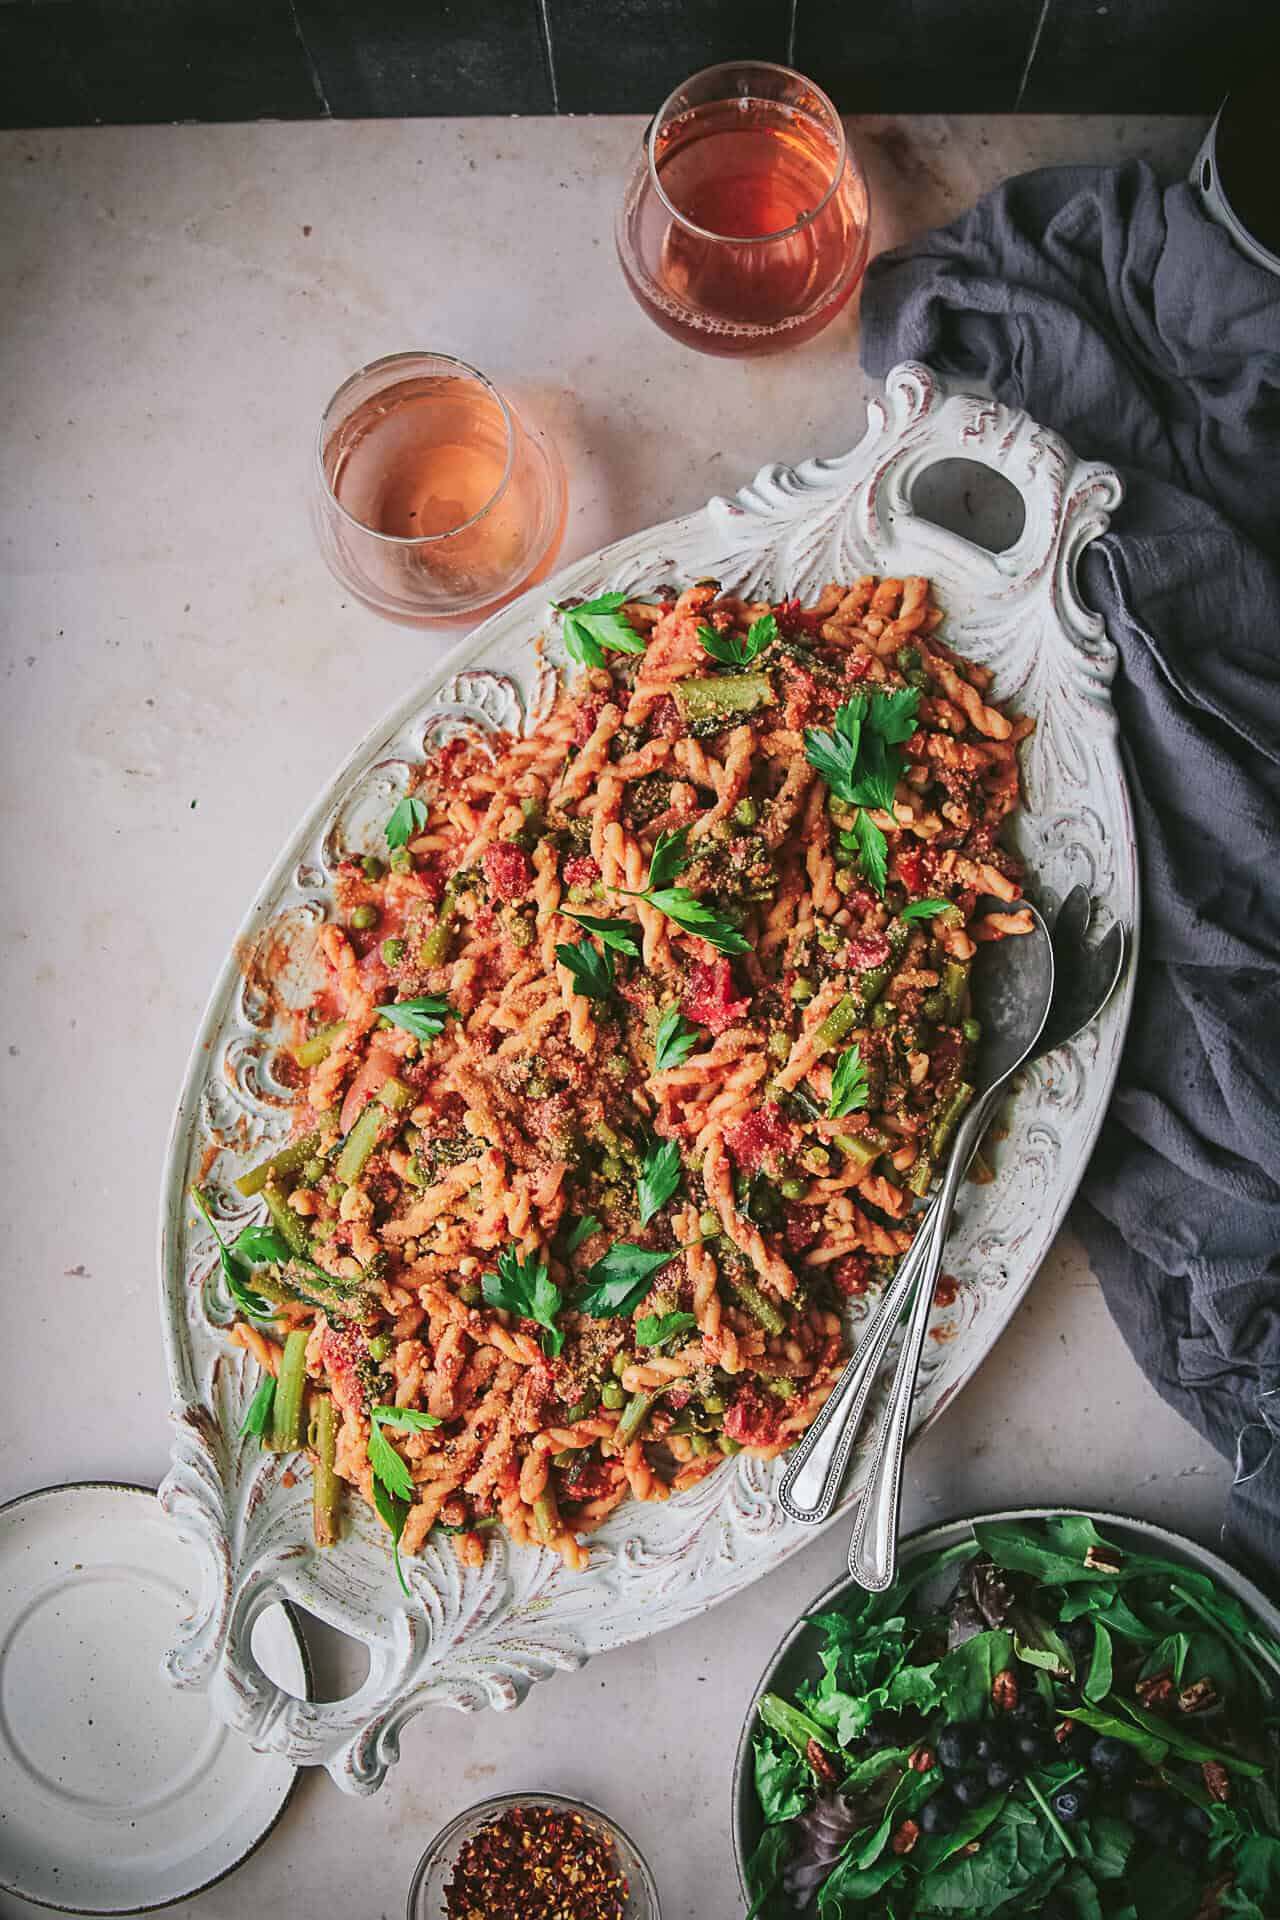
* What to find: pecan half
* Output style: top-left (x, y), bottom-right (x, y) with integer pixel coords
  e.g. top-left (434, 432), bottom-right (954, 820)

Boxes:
top-left (891, 1819), bottom-right (920, 1856)
top-left (1135, 1670), bottom-right (1175, 1709)
top-left (1084, 1544), bottom-right (1123, 1573)
top-left (1202, 1761), bottom-right (1231, 1803)
top-left (1054, 1719), bottom-right (1075, 1745)
top-left (991, 1669), bottom-right (1019, 1712)
top-left (806, 1737), bottom-right (839, 1784)
top-left (1178, 1678), bottom-right (1218, 1715)
top-left (909, 1747), bottom-right (935, 1773)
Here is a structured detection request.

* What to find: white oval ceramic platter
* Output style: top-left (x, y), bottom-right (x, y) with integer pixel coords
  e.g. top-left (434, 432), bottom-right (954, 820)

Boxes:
top-left (0, 1483), bottom-right (308, 1912)
top-left (157, 362), bottom-right (1135, 1794)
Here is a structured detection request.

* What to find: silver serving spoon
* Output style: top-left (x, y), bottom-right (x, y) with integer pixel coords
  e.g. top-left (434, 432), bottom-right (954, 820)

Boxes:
top-left (777, 901), bottom-right (1055, 1530)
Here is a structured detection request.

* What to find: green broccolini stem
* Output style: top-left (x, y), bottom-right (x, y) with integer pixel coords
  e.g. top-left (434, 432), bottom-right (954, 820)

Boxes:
top-left (419, 879), bottom-right (463, 967)
top-left (531, 1487), bottom-right (560, 1546)
top-left (616, 1390), bottom-right (655, 1445)
top-left (310, 1393), bottom-right (342, 1547)
top-left (262, 1180), bottom-right (313, 1262)
top-left (235, 1132), bottom-right (321, 1198)
top-left (269, 1330), bottom-right (309, 1453)
top-left (290, 1022), bottom-right (347, 1069)
top-left (674, 671), bottom-right (774, 726)
top-left (929, 1082), bottom-right (975, 1159)
top-left (724, 1274), bottom-right (786, 1336)
top-left (334, 1076), bottom-right (413, 1186)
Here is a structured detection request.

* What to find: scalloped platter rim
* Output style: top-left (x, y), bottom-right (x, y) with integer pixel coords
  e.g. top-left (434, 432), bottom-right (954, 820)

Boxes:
top-left (157, 362), bottom-right (1135, 1793)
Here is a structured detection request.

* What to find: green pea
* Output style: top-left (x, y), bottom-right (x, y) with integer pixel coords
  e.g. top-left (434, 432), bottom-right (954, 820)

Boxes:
top-left (507, 912), bottom-right (535, 948)
top-left (566, 883), bottom-right (592, 905)
top-left (719, 1434), bottom-right (743, 1455)
top-left (301, 1156), bottom-right (325, 1184)
top-left (389, 847), bottom-right (413, 874)
top-left (362, 855), bottom-right (384, 881)
top-left (767, 1029), bottom-right (790, 1062)
top-left (768, 1377), bottom-right (796, 1400)
top-left (962, 1017), bottom-right (982, 1044)
top-left (553, 1448), bottom-right (576, 1469)
top-left (381, 937), bottom-right (406, 966)
top-left (698, 1208), bottom-right (720, 1237)
top-left (600, 1154), bottom-right (624, 1182)
top-left (870, 1001), bottom-right (896, 1029)
top-left (779, 1177), bottom-right (806, 1201)
top-left (834, 868), bottom-right (855, 894)
top-left (612, 1351), bottom-right (631, 1379)
top-left (702, 1394), bottom-right (725, 1415)
top-left (833, 844), bottom-right (856, 868)
top-left (690, 1432), bottom-right (716, 1456)
top-left (458, 1281), bottom-right (483, 1307)
top-left (367, 1334), bottom-right (390, 1362)
top-left (350, 904), bottom-right (378, 932)
top-left (327, 1182), bottom-right (345, 1206)
top-left (601, 1382), bottom-right (625, 1410)
top-left (567, 1387), bottom-right (600, 1422)
top-left (790, 976), bottom-right (814, 1005)
top-left (817, 927), bottom-right (840, 952)
top-left (922, 991), bottom-right (947, 1021)
top-left (732, 795), bottom-right (759, 827)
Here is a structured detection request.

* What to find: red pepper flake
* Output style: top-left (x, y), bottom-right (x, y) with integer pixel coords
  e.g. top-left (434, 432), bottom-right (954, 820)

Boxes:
top-left (443, 1804), bottom-right (629, 1920)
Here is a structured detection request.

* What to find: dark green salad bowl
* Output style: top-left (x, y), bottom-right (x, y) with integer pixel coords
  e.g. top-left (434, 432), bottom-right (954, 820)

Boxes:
top-left (732, 1508), bottom-right (1280, 1918)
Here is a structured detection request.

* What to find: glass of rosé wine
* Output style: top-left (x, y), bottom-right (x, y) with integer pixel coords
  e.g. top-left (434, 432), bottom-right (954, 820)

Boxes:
top-left (615, 60), bottom-right (870, 357)
top-left (311, 352), bottom-right (566, 625)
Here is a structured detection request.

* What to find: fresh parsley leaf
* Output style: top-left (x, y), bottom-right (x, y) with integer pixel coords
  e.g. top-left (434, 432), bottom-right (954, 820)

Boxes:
top-left (637, 1135), bottom-right (681, 1227)
top-left (481, 1245), bottom-right (565, 1358)
top-left (385, 794), bottom-right (429, 849)
top-left (844, 731), bottom-right (898, 813)
top-left (563, 1213), bottom-right (601, 1254)
top-left (653, 1006), bottom-right (700, 1074)
top-left (559, 911), bottom-right (640, 956)
top-left (239, 1373), bottom-right (276, 1438)
top-left (900, 897), bottom-right (951, 922)
top-left (232, 1223), bottom-right (294, 1266)
top-left (643, 887), bottom-right (750, 955)
top-left (828, 1042), bottom-right (870, 1119)
top-left (555, 592), bottom-right (648, 669)
top-left (841, 809), bottom-right (889, 896)
top-left (371, 1475), bottom-right (411, 1598)
top-left (867, 683), bottom-right (921, 747)
top-left (647, 825), bottom-right (693, 892)
top-left (191, 1188), bottom-right (276, 1321)
top-left (804, 713), bottom-right (861, 804)
top-left (697, 611), bottom-right (778, 670)
top-left (367, 1416), bottom-right (416, 1504)
top-left (375, 994), bottom-right (455, 1043)
top-left (372, 1405), bottom-right (442, 1434)
top-left (555, 937), bottom-right (615, 1001)
top-left (635, 1309), bottom-right (697, 1349)
top-left (575, 1242), bottom-right (682, 1318)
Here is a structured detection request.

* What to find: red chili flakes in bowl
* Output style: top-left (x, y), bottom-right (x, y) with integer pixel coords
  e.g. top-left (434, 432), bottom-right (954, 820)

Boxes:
top-left (444, 1804), bottom-right (629, 1920)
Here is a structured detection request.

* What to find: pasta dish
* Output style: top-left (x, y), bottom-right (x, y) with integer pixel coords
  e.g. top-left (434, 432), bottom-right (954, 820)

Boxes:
top-left (201, 577), bottom-right (1033, 1586)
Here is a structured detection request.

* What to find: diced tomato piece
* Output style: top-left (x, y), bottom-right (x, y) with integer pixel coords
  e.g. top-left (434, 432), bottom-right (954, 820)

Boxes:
top-left (647, 695), bottom-right (683, 739)
top-left (847, 931), bottom-right (892, 971)
top-left (338, 1036), bottom-right (403, 1135)
top-left (321, 1323), bottom-right (371, 1419)
top-left (723, 1383), bottom-right (782, 1448)
top-left (846, 887), bottom-right (875, 919)
top-left (833, 1253), bottom-right (873, 1297)
top-left (782, 1204), bottom-right (822, 1254)
top-left (562, 854), bottom-right (600, 888)
top-left (665, 1387), bottom-right (692, 1413)
top-left (725, 1102), bottom-right (797, 1177)
top-left (482, 843), bottom-right (533, 902)
top-left (895, 848), bottom-right (925, 896)
top-left (572, 699), bottom-right (604, 746)
top-left (682, 959), bottom-right (750, 1037)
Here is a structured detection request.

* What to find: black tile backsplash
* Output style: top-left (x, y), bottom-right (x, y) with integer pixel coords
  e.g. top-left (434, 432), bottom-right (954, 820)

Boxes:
top-left (0, 0), bottom-right (1256, 129)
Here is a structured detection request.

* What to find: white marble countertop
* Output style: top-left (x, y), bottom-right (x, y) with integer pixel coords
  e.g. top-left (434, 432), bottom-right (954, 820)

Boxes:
top-left (0, 110), bottom-right (1230, 1920)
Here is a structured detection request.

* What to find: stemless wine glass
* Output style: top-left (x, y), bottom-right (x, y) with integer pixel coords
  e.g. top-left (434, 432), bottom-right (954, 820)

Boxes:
top-left (616, 61), bottom-right (870, 357)
top-left (311, 352), bottom-right (566, 625)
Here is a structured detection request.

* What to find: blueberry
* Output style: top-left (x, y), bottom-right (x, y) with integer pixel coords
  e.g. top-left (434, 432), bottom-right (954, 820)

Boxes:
top-left (1123, 1787), bottom-right (1178, 1844)
top-left (1089, 1736), bottom-right (1137, 1780)
top-left (1051, 1780), bottom-right (1094, 1824)
top-left (1061, 1724), bottom-right (1095, 1763)
top-left (1062, 1618), bottom-right (1095, 1655)
top-left (937, 1723), bottom-right (978, 1772)
top-left (1014, 1728), bottom-right (1056, 1767)
top-left (975, 1727), bottom-right (1011, 1764)
top-left (1176, 1825), bottom-right (1207, 1863)
top-left (1011, 1694), bottom-right (1048, 1726)
top-left (951, 1770), bottom-right (989, 1808)
top-left (864, 1711), bottom-right (899, 1751)
top-left (986, 1758), bottom-right (1018, 1792)
top-left (920, 1792), bottom-right (959, 1836)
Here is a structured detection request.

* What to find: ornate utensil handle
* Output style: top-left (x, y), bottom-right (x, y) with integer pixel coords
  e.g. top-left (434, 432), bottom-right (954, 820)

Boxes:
top-left (776, 1203), bottom-right (937, 1524)
top-left (847, 1096), bottom-right (994, 1590)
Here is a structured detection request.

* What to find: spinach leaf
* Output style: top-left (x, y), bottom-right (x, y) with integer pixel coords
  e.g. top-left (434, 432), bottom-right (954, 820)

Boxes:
top-left (758, 1692), bottom-right (836, 1758)
top-left (1140, 1630), bottom-right (1190, 1687)
top-left (753, 1734), bottom-right (809, 1825)
top-left (1120, 1696), bottom-right (1264, 1775)
top-left (935, 1628), bottom-right (1013, 1721)
top-left (1083, 1620), bottom-right (1114, 1702)
top-left (743, 1823), bottom-right (791, 1920)
top-left (914, 1798), bottom-right (1059, 1911)
top-left (817, 1851), bottom-right (901, 1910)
top-left (1065, 1703), bottom-right (1169, 1767)
top-left (973, 1517), bottom-right (1122, 1586)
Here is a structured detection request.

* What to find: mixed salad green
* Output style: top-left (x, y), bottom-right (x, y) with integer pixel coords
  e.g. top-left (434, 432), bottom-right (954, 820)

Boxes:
top-left (745, 1516), bottom-right (1280, 1918)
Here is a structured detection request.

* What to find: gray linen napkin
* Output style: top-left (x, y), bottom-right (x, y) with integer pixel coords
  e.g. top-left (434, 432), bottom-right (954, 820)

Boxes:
top-left (860, 160), bottom-right (1280, 1576)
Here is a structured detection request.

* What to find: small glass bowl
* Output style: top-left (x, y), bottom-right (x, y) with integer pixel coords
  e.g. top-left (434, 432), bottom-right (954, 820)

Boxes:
top-left (406, 1791), bottom-right (661, 1920)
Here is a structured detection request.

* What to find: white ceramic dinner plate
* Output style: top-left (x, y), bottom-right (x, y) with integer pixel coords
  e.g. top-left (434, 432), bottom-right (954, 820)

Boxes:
top-left (158, 362), bottom-right (1136, 1793)
top-left (0, 1483), bottom-right (308, 1912)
